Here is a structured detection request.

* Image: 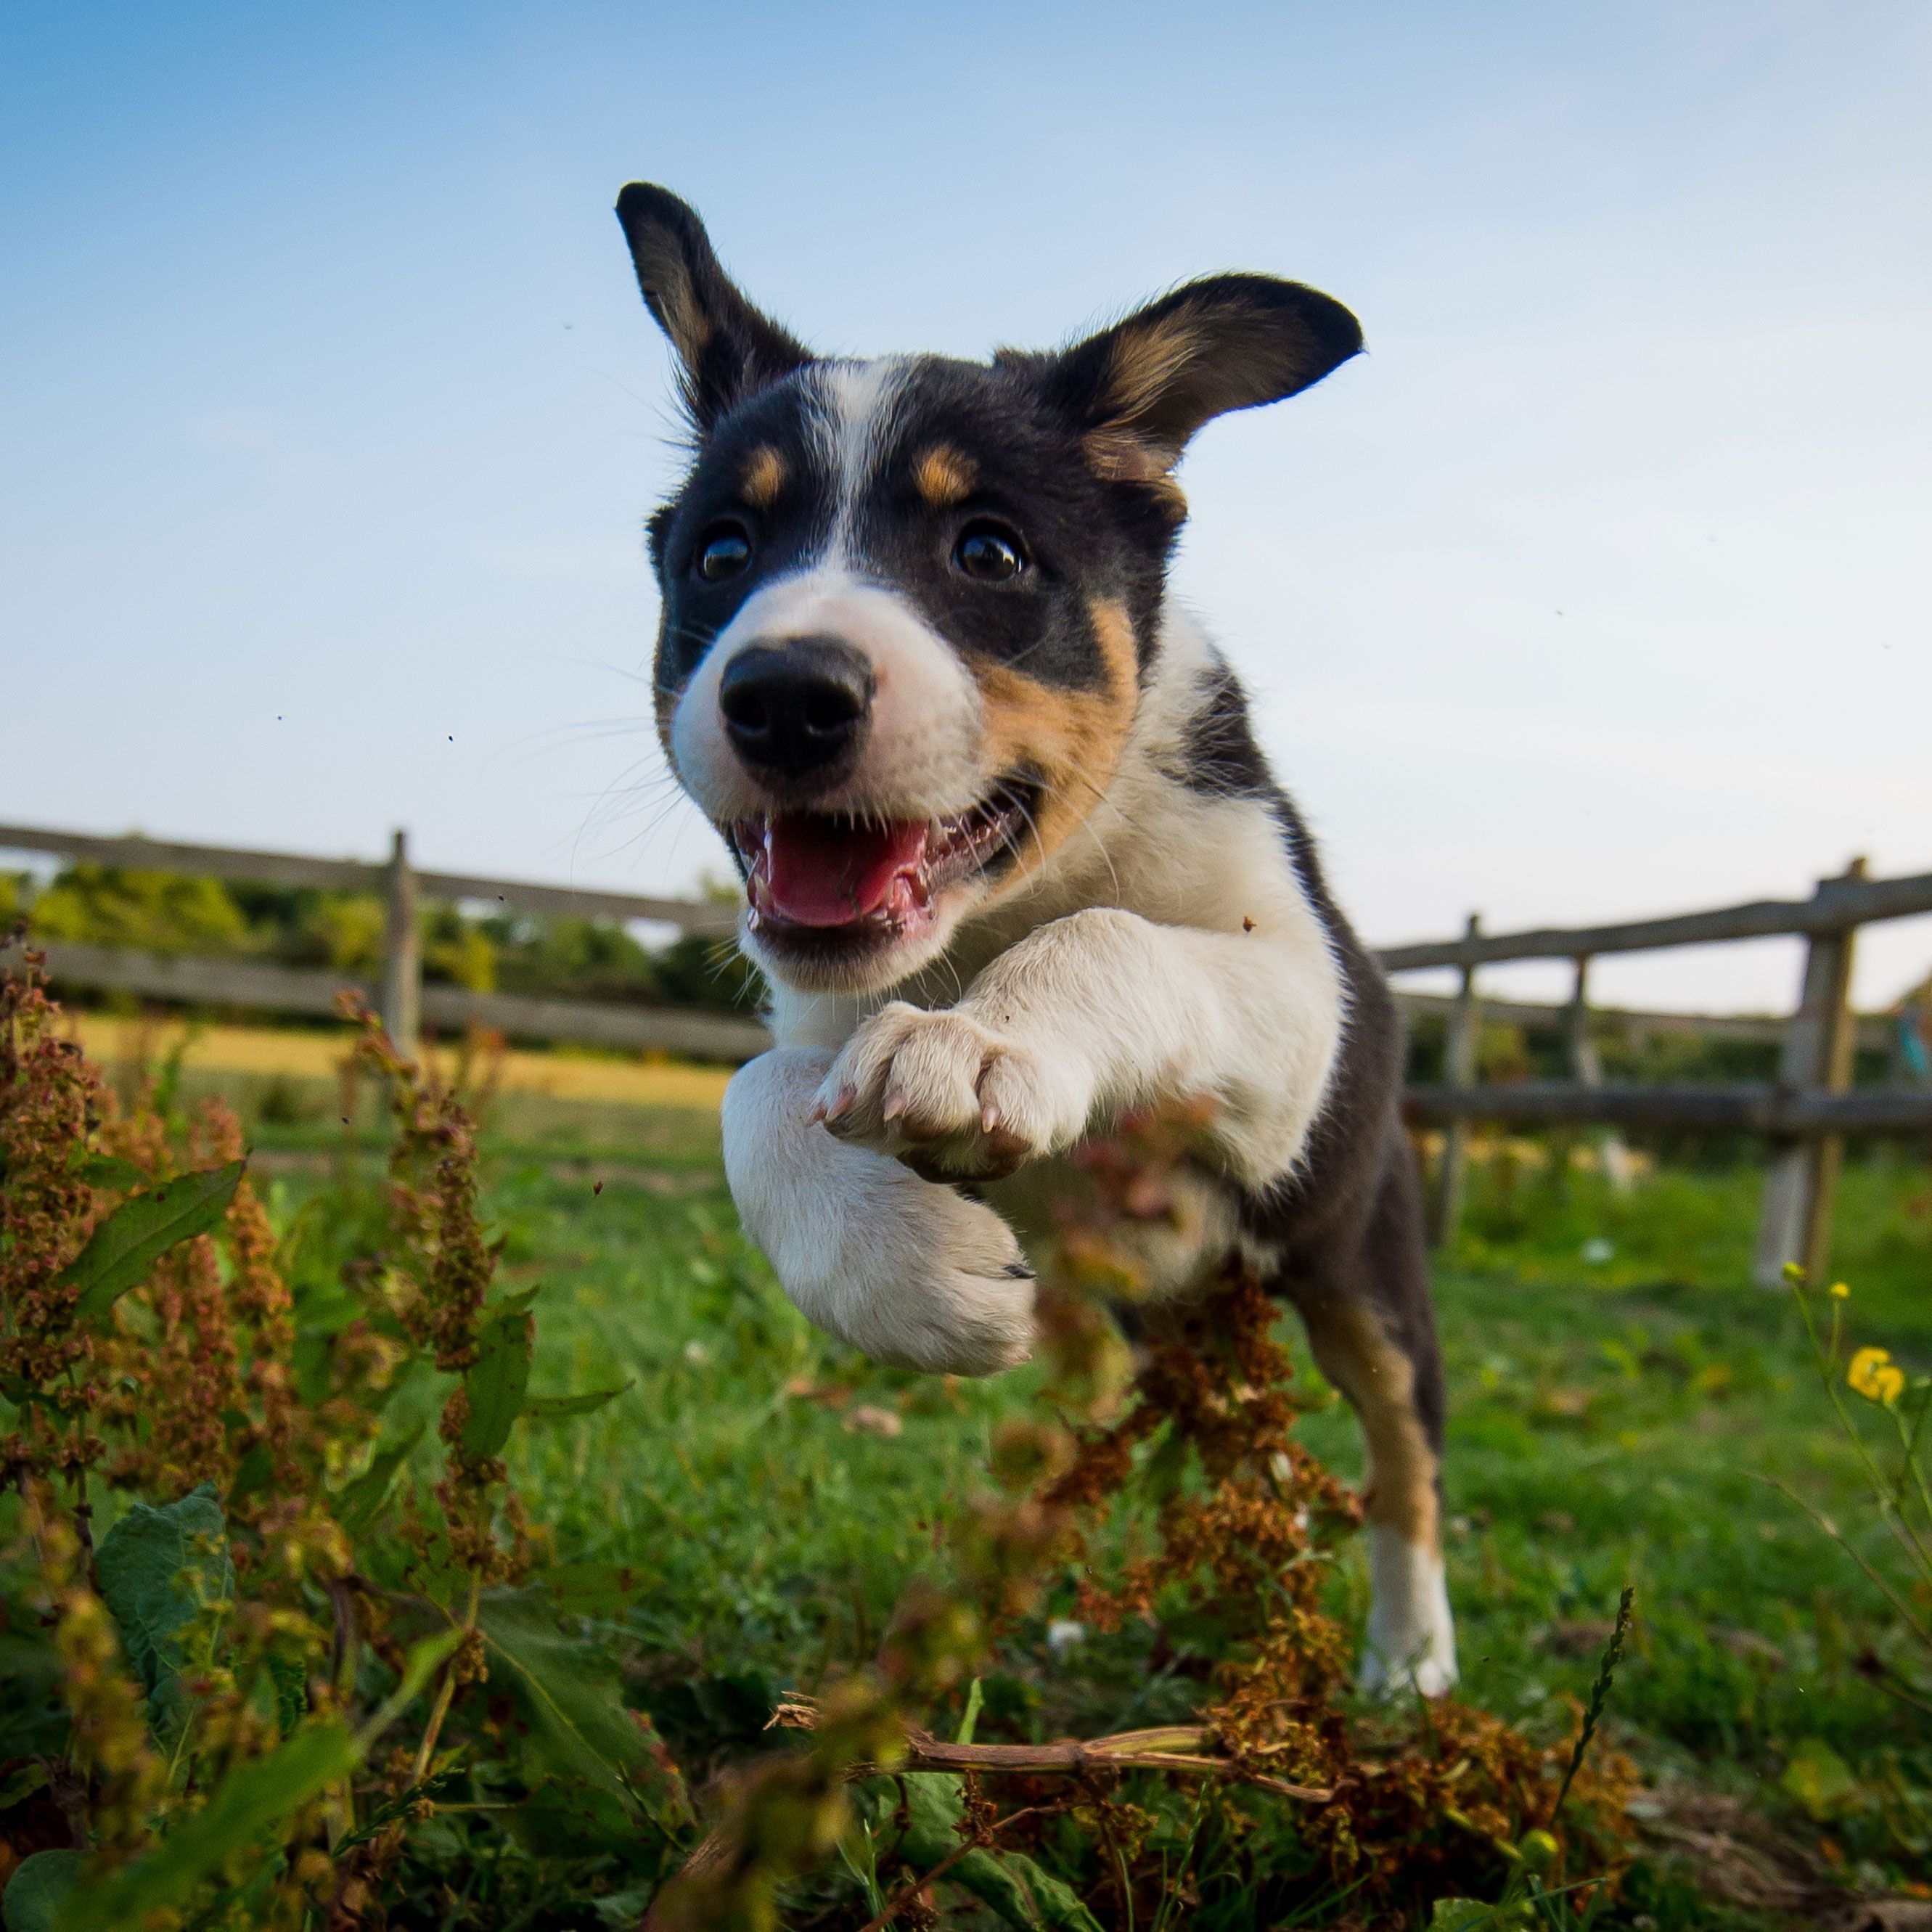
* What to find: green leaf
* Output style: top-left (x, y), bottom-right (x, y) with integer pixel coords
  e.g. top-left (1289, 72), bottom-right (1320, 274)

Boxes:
top-left (460, 1304), bottom-right (534, 1456)
top-left (475, 1587), bottom-right (687, 1827)
top-left (329, 1767), bottom-right (463, 1858)
top-left (334, 1423), bottom-right (426, 1537)
top-left (888, 1775), bottom-right (1103, 1931)
top-left (533, 1561), bottom-right (647, 1613)
top-left (229, 1441), bottom-right (275, 1504)
top-left (0, 1764), bottom-right (47, 1810)
top-left (93, 1482), bottom-right (234, 1737)
top-left (62, 1160), bottom-right (245, 1322)
top-left (591, 1889), bottom-right (656, 1927)
top-left (77, 1153), bottom-right (150, 1193)
top-left (267, 1650), bottom-right (308, 1737)
top-left (60, 1725), bottom-right (357, 1931)
top-left (507, 1777), bottom-right (663, 1865)
top-left (369, 1628), bottom-right (467, 1729)
top-left (1140, 1419), bottom-right (1189, 1500)
top-left (955, 1677), bottom-right (983, 1747)
top-left (1781, 1737), bottom-right (1857, 1821)
top-left (1425, 1903), bottom-right (1531, 1930)
top-left (2, 1849), bottom-right (82, 1932)
top-left (522, 1381), bottom-right (631, 1423)
top-left (0, 1376), bottom-right (60, 1417)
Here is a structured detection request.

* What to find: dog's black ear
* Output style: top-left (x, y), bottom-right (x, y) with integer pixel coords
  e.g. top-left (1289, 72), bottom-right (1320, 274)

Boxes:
top-left (1040, 274), bottom-right (1362, 488)
top-left (615, 184), bottom-right (812, 430)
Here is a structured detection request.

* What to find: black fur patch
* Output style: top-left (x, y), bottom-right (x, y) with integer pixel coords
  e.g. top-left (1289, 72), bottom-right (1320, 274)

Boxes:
top-left (645, 351), bottom-right (1184, 727)
top-left (1174, 662), bottom-right (1273, 799)
top-left (648, 376), bottom-right (829, 707)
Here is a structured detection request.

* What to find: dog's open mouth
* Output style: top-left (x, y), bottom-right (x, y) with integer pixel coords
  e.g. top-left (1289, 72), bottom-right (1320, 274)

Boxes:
top-left (730, 789), bottom-right (1032, 943)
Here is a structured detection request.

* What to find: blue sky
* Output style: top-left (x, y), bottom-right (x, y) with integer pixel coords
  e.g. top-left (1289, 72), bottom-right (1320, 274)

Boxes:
top-left (4, 1), bottom-right (1928, 1010)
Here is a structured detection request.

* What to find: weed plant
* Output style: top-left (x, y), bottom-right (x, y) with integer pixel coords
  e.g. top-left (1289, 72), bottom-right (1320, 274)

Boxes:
top-left (1, 949), bottom-right (1642, 1927)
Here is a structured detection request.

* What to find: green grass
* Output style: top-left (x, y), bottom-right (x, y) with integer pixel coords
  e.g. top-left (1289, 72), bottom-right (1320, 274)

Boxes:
top-left (252, 1091), bottom-right (1932, 1925)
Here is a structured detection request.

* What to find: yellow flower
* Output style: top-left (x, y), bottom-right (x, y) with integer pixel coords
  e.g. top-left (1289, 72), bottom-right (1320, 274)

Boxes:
top-left (1849, 1346), bottom-right (1905, 1405)
top-left (1829, 1282), bottom-right (1851, 1300)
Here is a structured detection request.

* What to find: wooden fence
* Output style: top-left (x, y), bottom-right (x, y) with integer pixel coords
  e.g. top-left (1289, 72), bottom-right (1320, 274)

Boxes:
top-left (0, 823), bottom-right (758, 1061)
top-left (5, 824), bottom-right (1929, 1286)
top-left (1380, 859), bottom-right (1932, 1285)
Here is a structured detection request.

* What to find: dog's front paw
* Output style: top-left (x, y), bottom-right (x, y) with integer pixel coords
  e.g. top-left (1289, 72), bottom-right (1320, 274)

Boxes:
top-left (813, 1002), bottom-right (1089, 1176)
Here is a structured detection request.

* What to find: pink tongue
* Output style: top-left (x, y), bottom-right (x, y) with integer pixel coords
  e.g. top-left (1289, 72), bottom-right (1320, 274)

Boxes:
top-left (759, 816), bottom-right (928, 927)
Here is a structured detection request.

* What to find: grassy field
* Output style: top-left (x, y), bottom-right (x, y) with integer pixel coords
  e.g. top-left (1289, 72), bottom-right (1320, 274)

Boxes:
top-left (132, 1047), bottom-right (1932, 1923)
top-left (203, 1066), bottom-right (1924, 1924)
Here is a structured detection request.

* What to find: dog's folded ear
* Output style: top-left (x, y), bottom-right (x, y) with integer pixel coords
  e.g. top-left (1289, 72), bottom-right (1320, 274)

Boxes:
top-left (615, 184), bottom-right (813, 429)
top-left (1041, 275), bottom-right (1362, 488)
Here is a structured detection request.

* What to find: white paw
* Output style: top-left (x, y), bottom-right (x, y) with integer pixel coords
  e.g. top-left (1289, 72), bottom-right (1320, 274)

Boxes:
top-left (724, 1047), bottom-right (1038, 1376)
top-left (856, 1180), bottom-right (1038, 1375)
top-left (813, 1002), bottom-right (1089, 1177)
top-left (1359, 1525), bottom-right (1458, 1699)
top-left (771, 1163), bottom-right (1038, 1376)
top-left (1359, 1645), bottom-right (1458, 1700)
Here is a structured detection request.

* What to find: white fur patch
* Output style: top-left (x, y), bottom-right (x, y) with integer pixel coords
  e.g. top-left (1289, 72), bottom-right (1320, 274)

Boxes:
top-left (668, 568), bottom-right (983, 826)
top-left (813, 357), bottom-right (909, 567)
top-left (721, 1046), bottom-right (1036, 1375)
top-left (1360, 1526), bottom-right (1458, 1698)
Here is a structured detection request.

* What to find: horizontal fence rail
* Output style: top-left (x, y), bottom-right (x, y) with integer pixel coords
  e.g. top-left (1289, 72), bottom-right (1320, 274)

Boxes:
top-left (1378, 869), bottom-right (1932, 971)
top-left (1404, 1083), bottom-right (1932, 1135)
top-left (6, 823), bottom-right (1929, 1290)
top-left (0, 823), bottom-right (740, 937)
top-left (30, 941), bottom-right (771, 1063)
top-left (1389, 986), bottom-right (1893, 1052)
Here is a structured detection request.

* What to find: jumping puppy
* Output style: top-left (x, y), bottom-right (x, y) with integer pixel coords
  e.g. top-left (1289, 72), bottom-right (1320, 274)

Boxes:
top-left (614, 185), bottom-right (1455, 1695)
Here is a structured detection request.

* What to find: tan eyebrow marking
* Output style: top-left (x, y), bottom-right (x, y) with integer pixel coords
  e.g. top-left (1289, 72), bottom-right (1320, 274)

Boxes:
top-left (913, 444), bottom-right (978, 508)
top-left (741, 445), bottom-right (785, 509)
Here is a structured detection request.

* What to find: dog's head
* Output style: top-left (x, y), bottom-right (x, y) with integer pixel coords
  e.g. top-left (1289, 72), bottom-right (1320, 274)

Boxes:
top-left (617, 184), bottom-right (1361, 996)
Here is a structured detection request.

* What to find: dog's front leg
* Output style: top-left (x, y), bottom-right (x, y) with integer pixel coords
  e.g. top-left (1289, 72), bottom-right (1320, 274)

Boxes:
top-left (816, 907), bottom-right (1343, 1187)
top-left (721, 1047), bottom-right (1036, 1375)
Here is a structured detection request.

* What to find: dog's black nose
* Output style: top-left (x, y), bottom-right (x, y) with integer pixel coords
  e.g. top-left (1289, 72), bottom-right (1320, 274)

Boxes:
top-left (719, 638), bottom-right (874, 783)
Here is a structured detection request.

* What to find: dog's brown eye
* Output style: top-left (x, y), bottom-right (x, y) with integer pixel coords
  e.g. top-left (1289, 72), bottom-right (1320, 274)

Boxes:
top-left (696, 526), bottom-right (753, 583)
top-left (954, 521), bottom-right (1026, 583)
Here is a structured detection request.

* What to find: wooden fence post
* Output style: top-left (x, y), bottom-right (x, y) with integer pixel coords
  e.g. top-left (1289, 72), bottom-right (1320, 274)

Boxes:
top-left (1751, 858), bottom-right (1865, 1288)
top-left (380, 828), bottom-right (421, 1060)
top-left (1430, 913), bottom-right (1482, 1249)
top-left (1565, 956), bottom-right (1634, 1192)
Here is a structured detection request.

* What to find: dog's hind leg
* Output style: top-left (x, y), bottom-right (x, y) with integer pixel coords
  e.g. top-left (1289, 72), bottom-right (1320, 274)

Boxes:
top-left (721, 1047), bottom-right (1037, 1376)
top-left (1284, 1139), bottom-right (1456, 1696)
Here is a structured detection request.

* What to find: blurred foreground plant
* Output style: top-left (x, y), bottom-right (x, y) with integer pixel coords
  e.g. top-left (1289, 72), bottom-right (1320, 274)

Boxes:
top-left (2, 936), bottom-right (1634, 1930)
top-left (647, 1102), bottom-right (1636, 1930)
top-left (0, 949), bottom-right (684, 1929)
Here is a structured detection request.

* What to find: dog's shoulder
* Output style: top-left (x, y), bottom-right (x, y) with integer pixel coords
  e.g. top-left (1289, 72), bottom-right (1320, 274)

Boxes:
top-left (948, 612), bottom-right (1346, 967)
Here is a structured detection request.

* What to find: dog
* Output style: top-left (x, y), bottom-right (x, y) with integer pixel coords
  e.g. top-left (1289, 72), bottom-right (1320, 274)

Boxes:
top-left (614, 184), bottom-right (1454, 1695)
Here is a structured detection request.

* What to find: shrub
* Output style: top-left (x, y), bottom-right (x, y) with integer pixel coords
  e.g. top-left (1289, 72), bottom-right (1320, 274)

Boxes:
top-left (0, 953), bottom-right (684, 1928)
